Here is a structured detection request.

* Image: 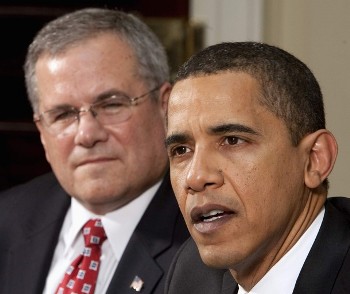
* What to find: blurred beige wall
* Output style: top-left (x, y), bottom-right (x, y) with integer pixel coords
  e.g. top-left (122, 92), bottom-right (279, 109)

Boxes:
top-left (263, 0), bottom-right (350, 197)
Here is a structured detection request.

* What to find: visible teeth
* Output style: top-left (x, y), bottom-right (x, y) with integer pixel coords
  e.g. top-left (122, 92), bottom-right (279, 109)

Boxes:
top-left (202, 210), bottom-right (224, 218)
top-left (201, 210), bottom-right (224, 222)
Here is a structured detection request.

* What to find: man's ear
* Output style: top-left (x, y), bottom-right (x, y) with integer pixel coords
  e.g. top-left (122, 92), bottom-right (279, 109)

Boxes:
top-left (158, 82), bottom-right (171, 113)
top-left (34, 118), bottom-right (51, 164)
top-left (303, 129), bottom-right (338, 189)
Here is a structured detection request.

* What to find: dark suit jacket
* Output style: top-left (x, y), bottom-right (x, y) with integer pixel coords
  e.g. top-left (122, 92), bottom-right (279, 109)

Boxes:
top-left (0, 171), bottom-right (189, 294)
top-left (165, 197), bottom-right (350, 294)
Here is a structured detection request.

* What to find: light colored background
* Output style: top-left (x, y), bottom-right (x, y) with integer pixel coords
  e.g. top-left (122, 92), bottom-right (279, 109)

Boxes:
top-left (190, 0), bottom-right (350, 197)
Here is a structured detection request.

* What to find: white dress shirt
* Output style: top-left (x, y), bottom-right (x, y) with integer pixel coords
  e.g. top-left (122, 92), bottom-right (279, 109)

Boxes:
top-left (43, 181), bottom-right (161, 294)
top-left (238, 208), bottom-right (325, 294)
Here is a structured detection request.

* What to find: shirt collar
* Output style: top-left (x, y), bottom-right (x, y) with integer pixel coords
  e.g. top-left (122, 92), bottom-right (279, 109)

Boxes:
top-left (238, 207), bottom-right (325, 294)
top-left (62, 180), bottom-right (162, 259)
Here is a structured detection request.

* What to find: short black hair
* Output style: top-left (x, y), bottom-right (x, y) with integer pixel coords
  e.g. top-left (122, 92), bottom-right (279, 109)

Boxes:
top-left (175, 42), bottom-right (325, 146)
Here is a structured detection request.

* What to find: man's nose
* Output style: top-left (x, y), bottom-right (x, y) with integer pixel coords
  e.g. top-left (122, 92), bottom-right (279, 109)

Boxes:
top-left (185, 148), bottom-right (224, 193)
top-left (74, 110), bottom-right (108, 147)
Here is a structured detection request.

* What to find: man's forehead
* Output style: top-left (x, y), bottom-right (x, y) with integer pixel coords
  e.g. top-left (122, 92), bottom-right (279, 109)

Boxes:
top-left (166, 72), bottom-right (284, 143)
top-left (168, 72), bottom-right (260, 116)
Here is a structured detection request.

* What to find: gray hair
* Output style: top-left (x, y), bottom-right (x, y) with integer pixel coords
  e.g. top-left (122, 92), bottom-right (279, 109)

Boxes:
top-left (24, 7), bottom-right (170, 113)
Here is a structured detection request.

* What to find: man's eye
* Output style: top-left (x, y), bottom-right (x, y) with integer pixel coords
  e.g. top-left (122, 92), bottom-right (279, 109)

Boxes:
top-left (223, 136), bottom-right (244, 145)
top-left (100, 96), bottom-right (129, 111)
top-left (50, 110), bottom-right (77, 123)
top-left (102, 101), bottom-right (124, 109)
top-left (170, 146), bottom-right (190, 157)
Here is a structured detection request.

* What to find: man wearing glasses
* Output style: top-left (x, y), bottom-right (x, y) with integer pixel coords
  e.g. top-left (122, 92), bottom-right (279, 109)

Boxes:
top-left (0, 8), bottom-right (189, 294)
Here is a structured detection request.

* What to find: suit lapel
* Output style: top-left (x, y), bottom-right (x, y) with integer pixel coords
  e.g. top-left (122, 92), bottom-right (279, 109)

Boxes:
top-left (293, 200), bottom-right (350, 294)
top-left (7, 175), bottom-right (70, 293)
top-left (107, 233), bottom-right (163, 294)
top-left (107, 173), bottom-right (182, 293)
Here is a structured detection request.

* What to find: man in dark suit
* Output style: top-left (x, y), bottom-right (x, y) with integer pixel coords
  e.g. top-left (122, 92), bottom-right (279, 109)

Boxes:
top-left (164, 42), bottom-right (350, 293)
top-left (0, 8), bottom-right (189, 294)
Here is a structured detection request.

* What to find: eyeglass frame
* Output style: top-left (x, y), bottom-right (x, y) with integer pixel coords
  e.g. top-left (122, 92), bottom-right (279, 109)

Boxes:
top-left (33, 85), bottom-right (161, 135)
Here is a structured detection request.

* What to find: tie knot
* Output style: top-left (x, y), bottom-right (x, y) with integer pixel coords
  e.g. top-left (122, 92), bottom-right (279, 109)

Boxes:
top-left (82, 219), bottom-right (107, 247)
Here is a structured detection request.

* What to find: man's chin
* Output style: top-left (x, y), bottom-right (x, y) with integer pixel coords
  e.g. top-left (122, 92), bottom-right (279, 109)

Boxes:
top-left (197, 245), bottom-right (224, 268)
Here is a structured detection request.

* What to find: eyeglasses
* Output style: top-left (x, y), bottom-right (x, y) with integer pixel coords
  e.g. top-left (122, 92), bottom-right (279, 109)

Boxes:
top-left (34, 86), bottom-right (161, 135)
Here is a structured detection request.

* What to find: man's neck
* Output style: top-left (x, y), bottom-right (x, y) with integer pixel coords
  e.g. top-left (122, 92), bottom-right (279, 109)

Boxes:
top-left (231, 192), bottom-right (327, 291)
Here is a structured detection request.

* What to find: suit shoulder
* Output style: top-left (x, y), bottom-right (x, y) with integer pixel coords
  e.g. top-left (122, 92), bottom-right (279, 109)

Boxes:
top-left (328, 196), bottom-right (350, 220)
top-left (0, 172), bottom-right (65, 223)
top-left (0, 172), bottom-right (58, 199)
top-left (165, 238), bottom-right (229, 294)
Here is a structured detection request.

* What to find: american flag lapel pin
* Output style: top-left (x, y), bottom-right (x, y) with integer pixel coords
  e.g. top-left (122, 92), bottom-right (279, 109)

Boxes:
top-left (130, 275), bottom-right (144, 292)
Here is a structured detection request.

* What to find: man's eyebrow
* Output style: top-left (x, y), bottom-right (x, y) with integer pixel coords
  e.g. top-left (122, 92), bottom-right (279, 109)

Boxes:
top-left (165, 133), bottom-right (190, 148)
top-left (209, 123), bottom-right (259, 136)
top-left (165, 124), bottom-right (259, 148)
